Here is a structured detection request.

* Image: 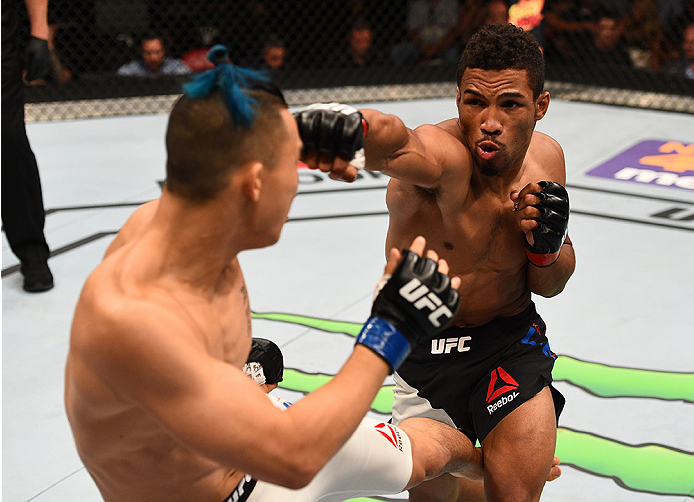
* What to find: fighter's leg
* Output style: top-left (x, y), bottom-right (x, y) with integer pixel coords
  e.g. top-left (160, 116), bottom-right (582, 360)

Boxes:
top-left (399, 417), bottom-right (483, 489)
top-left (479, 386), bottom-right (557, 502)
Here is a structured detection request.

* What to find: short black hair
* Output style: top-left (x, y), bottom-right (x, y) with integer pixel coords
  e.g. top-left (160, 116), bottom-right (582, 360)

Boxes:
top-left (456, 23), bottom-right (545, 99)
top-left (140, 29), bottom-right (166, 46)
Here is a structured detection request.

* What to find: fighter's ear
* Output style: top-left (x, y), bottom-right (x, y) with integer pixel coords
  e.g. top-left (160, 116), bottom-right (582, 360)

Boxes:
top-left (535, 91), bottom-right (550, 121)
top-left (241, 161), bottom-right (264, 202)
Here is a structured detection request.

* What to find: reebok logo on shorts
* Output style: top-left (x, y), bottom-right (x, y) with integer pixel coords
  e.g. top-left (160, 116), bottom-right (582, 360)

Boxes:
top-left (374, 423), bottom-right (404, 452)
top-left (486, 366), bottom-right (520, 415)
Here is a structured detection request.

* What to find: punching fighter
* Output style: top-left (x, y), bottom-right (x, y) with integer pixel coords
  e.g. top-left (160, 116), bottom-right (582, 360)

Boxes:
top-left (295, 23), bottom-right (575, 502)
top-left (64, 46), bottom-right (478, 502)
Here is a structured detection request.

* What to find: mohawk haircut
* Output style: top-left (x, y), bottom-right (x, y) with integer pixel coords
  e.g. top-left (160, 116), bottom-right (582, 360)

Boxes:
top-left (165, 46), bottom-right (288, 201)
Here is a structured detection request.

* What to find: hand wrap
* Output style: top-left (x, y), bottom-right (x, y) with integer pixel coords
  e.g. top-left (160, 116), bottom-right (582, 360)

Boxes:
top-left (356, 250), bottom-right (460, 372)
top-left (293, 103), bottom-right (368, 169)
top-left (525, 181), bottom-right (569, 267)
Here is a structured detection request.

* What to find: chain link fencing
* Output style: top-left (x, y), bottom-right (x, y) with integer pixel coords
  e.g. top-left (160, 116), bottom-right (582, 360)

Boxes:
top-left (17, 0), bottom-right (694, 121)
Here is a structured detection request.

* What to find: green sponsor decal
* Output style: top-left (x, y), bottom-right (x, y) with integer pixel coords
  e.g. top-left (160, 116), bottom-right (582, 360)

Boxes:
top-left (556, 427), bottom-right (694, 498)
top-left (553, 355), bottom-right (694, 403)
top-left (253, 311), bottom-right (694, 498)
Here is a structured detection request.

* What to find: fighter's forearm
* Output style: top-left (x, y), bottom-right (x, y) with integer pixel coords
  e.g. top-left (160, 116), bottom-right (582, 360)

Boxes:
top-left (24, 0), bottom-right (49, 38)
top-left (360, 109), bottom-right (411, 173)
top-left (526, 238), bottom-right (575, 297)
top-left (360, 109), bottom-right (445, 187)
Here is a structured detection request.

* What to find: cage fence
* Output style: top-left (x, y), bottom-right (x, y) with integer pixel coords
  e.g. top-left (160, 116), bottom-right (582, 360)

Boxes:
top-left (15, 0), bottom-right (694, 121)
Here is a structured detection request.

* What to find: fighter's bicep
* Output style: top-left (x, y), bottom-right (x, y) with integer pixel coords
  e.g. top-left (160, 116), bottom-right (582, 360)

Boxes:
top-left (105, 325), bottom-right (291, 466)
top-left (387, 125), bottom-right (468, 189)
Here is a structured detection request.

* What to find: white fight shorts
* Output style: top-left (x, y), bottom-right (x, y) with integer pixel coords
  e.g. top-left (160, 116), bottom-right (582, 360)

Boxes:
top-left (243, 395), bottom-right (413, 501)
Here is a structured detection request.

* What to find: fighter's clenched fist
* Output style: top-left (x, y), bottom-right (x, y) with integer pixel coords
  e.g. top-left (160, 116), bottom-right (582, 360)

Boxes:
top-left (293, 102), bottom-right (368, 182)
top-left (511, 181), bottom-right (570, 267)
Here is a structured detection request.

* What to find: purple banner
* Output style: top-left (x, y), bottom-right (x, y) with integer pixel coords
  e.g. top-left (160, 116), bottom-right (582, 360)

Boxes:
top-left (586, 140), bottom-right (694, 191)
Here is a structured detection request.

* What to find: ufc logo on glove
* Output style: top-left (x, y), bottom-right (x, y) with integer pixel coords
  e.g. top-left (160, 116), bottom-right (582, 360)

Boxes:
top-left (356, 249), bottom-right (460, 372)
top-left (399, 278), bottom-right (454, 327)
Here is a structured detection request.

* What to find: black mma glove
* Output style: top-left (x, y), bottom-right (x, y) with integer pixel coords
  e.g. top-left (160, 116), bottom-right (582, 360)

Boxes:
top-left (293, 103), bottom-right (368, 168)
top-left (356, 250), bottom-right (460, 372)
top-left (244, 338), bottom-right (284, 386)
top-left (24, 36), bottom-right (51, 81)
top-left (525, 181), bottom-right (569, 267)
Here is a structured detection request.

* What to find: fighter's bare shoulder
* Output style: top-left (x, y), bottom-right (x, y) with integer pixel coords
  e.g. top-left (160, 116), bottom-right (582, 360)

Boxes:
top-left (75, 266), bottom-right (193, 363)
top-left (529, 131), bottom-right (566, 182)
top-left (104, 199), bottom-right (160, 258)
top-left (415, 118), bottom-right (464, 147)
top-left (415, 118), bottom-right (471, 171)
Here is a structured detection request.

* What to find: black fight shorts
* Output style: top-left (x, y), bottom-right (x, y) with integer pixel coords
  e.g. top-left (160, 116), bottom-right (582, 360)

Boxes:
top-left (392, 302), bottom-right (565, 444)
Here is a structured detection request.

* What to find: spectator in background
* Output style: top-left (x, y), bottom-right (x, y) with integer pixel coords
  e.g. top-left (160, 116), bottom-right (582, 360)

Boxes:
top-left (486, 0), bottom-right (509, 24)
top-left (249, 34), bottom-right (293, 77)
top-left (2, 0), bottom-right (54, 292)
top-left (456, 0), bottom-right (489, 49)
top-left (662, 22), bottom-right (694, 78)
top-left (544, 0), bottom-right (601, 64)
top-left (621, 0), bottom-right (664, 70)
top-left (181, 27), bottom-right (219, 73)
top-left (117, 31), bottom-right (190, 76)
top-left (390, 0), bottom-right (460, 66)
top-left (581, 13), bottom-right (632, 70)
top-left (331, 18), bottom-right (385, 68)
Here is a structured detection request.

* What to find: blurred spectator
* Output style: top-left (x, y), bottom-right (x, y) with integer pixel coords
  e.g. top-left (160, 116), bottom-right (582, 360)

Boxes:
top-left (658, 0), bottom-right (687, 39)
top-left (117, 31), bottom-right (190, 76)
top-left (581, 13), bottom-right (632, 69)
top-left (181, 28), bottom-right (219, 73)
top-left (661, 22), bottom-right (694, 78)
top-left (486, 0), bottom-right (509, 24)
top-left (181, 46), bottom-right (215, 73)
top-left (657, 0), bottom-right (693, 63)
top-left (544, 0), bottom-right (601, 64)
top-left (246, 34), bottom-right (295, 78)
top-left (508, 0), bottom-right (545, 47)
top-left (331, 18), bottom-right (385, 68)
top-left (621, 0), bottom-right (663, 70)
top-left (261, 35), bottom-right (287, 72)
top-left (456, 0), bottom-right (488, 48)
top-left (390, 0), bottom-right (460, 66)
top-left (261, 34), bottom-right (287, 72)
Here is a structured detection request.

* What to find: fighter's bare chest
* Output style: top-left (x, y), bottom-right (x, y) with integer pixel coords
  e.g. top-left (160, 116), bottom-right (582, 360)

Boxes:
top-left (405, 193), bottom-right (524, 270)
top-left (177, 284), bottom-right (252, 367)
top-left (216, 284), bottom-right (253, 366)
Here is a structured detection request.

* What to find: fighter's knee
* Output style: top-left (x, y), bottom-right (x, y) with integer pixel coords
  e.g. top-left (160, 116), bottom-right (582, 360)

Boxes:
top-left (483, 469), bottom-right (545, 502)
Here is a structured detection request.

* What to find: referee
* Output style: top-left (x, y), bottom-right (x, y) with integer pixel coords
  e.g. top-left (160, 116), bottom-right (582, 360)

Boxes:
top-left (2, 0), bottom-right (53, 292)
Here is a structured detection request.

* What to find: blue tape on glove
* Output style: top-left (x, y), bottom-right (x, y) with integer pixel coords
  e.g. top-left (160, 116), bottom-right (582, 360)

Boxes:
top-left (355, 317), bottom-right (411, 372)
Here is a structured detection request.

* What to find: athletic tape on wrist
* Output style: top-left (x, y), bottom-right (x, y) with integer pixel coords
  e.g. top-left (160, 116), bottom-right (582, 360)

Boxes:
top-left (355, 317), bottom-right (411, 372)
top-left (525, 248), bottom-right (561, 267)
top-left (352, 148), bottom-right (365, 170)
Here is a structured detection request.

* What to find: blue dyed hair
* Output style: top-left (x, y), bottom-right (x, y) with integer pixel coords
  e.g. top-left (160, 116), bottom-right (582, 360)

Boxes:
top-left (183, 45), bottom-right (272, 128)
